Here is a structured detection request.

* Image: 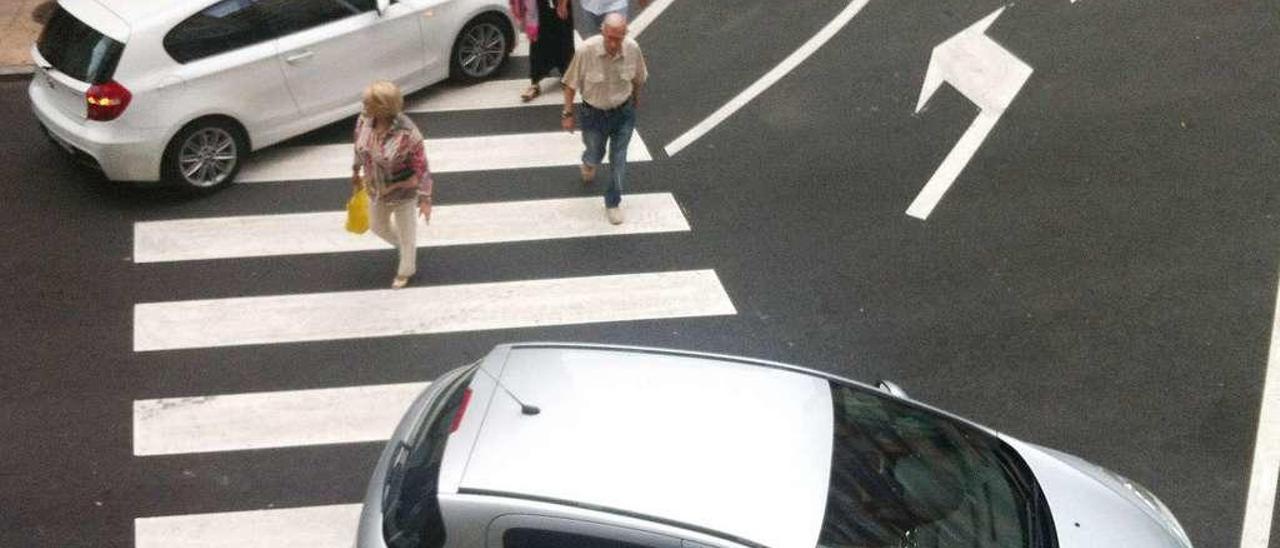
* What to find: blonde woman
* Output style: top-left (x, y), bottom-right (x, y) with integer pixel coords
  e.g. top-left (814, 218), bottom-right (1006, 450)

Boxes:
top-left (351, 81), bottom-right (433, 289)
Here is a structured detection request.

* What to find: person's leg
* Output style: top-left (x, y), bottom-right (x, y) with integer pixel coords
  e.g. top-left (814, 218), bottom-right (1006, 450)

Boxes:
top-left (524, 4), bottom-right (554, 99)
top-left (579, 105), bottom-right (605, 182)
top-left (603, 103), bottom-right (636, 209)
top-left (369, 198), bottom-right (398, 247)
top-left (391, 200), bottom-right (418, 279)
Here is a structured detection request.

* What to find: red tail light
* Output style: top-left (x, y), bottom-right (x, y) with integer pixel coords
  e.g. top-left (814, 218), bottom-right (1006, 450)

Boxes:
top-left (448, 388), bottom-right (473, 433)
top-left (86, 80), bottom-right (131, 121)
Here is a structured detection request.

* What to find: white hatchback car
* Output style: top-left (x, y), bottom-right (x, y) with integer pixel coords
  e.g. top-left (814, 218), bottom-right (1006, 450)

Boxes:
top-left (359, 343), bottom-right (1194, 548)
top-left (29, 0), bottom-right (513, 190)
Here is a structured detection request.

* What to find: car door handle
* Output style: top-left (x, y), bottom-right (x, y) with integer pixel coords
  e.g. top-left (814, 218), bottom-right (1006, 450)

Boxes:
top-left (284, 50), bottom-right (315, 64)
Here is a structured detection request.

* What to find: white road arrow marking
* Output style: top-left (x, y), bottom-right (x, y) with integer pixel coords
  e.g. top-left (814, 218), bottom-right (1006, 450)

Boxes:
top-left (907, 6), bottom-right (1032, 220)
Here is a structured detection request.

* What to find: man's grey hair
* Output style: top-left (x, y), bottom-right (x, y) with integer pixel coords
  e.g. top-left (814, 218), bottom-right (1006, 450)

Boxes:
top-left (602, 12), bottom-right (628, 31)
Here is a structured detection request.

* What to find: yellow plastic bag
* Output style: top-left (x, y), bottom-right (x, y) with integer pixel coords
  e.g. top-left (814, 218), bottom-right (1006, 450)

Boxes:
top-left (345, 188), bottom-right (370, 234)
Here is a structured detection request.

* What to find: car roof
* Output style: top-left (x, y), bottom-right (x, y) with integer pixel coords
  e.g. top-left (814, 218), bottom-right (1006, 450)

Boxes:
top-left (457, 345), bottom-right (836, 548)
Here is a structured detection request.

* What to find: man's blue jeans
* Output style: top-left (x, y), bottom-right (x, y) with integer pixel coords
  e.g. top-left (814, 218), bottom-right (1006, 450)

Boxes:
top-left (580, 100), bottom-right (636, 208)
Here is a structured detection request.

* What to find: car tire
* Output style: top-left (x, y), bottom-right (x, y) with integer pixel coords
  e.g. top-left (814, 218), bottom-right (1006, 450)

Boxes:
top-left (449, 14), bottom-right (511, 82)
top-left (161, 117), bottom-right (247, 193)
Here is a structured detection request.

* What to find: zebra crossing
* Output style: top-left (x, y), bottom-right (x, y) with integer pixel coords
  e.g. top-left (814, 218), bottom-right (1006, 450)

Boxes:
top-left (128, 6), bottom-right (732, 545)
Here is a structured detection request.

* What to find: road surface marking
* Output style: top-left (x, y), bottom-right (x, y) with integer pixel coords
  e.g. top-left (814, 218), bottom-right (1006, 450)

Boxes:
top-left (405, 78), bottom-right (576, 112)
top-left (1240, 265), bottom-right (1280, 548)
top-left (238, 130), bottom-right (651, 183)
top-left (907, 7), bottom-right (1032, 220)
top-left (906, 110), bottom-right (1002, 219)
top-left (629, 0), bottom-right (675, 36)
top-left (663, 0), bottom-right (870, 157)
top-left (134, 193), bottom-right (689, 263)
top-left (135, 504), bottom-right (361, 548)
top-left (134, 270), bottom-right (736, 351)
top-left (134, 382), bottom-right (429, 456)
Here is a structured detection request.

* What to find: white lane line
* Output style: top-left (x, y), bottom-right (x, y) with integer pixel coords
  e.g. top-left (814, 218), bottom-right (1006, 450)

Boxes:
top-left (134, 193), bottom-right (689, 264)
top-left (905, 110), bottom-right (1001, 220)
top-left (238, 130), bottom-right (651, 183)
top-left (405, 77), bottom-right (576, 112)
top-left (134, 270), bottom-right (736, 352)
top-left (514, 33), bottom-right (528, 57)
top-left (1240, 266), bottom-right (1280, 548)
top-left (663, 0), bottom-right (870, 157)
top-left (134, 382), bottom-right (428, 456)
top-left (135, 504), bottom-right (361, 548)
top-left (629, 0), bottom-right (675, 36)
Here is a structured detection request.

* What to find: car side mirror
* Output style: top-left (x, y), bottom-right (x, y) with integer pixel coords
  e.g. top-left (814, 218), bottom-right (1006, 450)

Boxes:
top-left (877, 380), bottom-right (910, 399)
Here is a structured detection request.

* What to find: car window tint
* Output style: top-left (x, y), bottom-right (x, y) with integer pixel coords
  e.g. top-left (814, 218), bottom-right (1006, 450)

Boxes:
top-left (503, 528), bottom-right (656, 548)
top-left (164, 0), bottom-right (270, 64)
top-left (382, 368), bottom-right (477, 548)
top-left (817, 383), bottom-right (1036, 547)
top-left (37, 6), bottom-right (124, 83)
top-left (255, 0), bottom-right (375, 37)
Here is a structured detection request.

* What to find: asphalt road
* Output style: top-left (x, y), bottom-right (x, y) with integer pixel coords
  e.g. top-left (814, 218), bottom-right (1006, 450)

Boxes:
top-left (1, 0), bottom-right (1277, 546)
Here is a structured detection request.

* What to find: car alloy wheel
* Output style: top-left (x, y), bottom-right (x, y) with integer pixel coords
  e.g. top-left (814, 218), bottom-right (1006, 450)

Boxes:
top-left (176, 126), bottom-right (238, 189)
top-left (455, 20), bottom-right (507, 79)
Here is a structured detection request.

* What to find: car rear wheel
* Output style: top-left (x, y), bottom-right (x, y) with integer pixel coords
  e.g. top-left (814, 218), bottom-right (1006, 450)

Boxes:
top-left (450, 14), bottom-right (509, 81)
top-left (162, 118), bottom-right (246, 192)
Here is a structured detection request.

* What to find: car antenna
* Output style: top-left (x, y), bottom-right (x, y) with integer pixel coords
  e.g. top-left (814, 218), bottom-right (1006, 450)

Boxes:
top-left (479, 368), bottom-right (540, 415)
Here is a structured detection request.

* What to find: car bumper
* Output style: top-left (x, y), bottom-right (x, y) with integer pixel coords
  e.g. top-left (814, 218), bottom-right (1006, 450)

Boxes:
top-left (29, 79), bottom-right (167, 182)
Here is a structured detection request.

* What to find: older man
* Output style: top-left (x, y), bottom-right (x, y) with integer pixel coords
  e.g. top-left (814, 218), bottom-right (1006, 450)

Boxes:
top-left (560, 13), bottom-right (648, 225)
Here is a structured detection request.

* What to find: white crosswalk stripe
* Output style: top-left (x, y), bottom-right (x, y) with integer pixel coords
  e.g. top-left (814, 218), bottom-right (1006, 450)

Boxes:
top-left (405, 77), bottom-right (574, 112)
top-left (513, 33), bottom-right (529, 57)
top-left (134, 270), bottom-right (735, 352)
top-left (135, 504), bottom-right (362, 548)
top-left (237, 130), bottom-right (652, 183)
top-left (134, 383), bottom-right (429, 456)
top-left (134, 193), bottom-right (689, 263)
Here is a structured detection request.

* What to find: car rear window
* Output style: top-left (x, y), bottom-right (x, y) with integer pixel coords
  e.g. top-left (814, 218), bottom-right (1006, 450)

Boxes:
top-left (818, 383), bottom-right (1048, 547)
top-left (382, 366), bottom-right (477, 548)
top-left (36, 6), bottom-right (124, 84)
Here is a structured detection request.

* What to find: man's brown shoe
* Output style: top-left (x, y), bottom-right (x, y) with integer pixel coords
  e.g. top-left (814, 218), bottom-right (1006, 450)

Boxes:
top-left (580, 164), bottom-right (596, 184)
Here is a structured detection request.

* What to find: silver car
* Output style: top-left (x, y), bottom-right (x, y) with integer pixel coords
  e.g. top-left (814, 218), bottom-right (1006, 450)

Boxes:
top-left (357, 343), bottom-right (1193, 548)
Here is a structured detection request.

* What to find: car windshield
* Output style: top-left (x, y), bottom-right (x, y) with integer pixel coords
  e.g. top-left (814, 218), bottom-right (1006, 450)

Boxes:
top-left (36, 6), bottom-right (123, 84)
top-left (382, 366), bottom-right (477, 548)
top-left (817, 382), bottom-right (1050, 548)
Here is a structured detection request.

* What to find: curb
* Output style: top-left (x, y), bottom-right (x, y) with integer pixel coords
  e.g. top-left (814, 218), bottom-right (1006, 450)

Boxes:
top-left (0, 65), bottom-right (34, 82)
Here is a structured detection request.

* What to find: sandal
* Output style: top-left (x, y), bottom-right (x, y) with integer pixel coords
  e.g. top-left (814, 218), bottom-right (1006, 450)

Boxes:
top-left (391, 275), bottom-right (412, 289)
top-left (520, 84), bottom-right (541, 102)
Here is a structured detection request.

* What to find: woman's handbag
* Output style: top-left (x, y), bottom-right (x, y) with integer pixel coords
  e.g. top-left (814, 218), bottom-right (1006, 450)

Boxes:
top-left (346, 187), bottom-right (370, 234)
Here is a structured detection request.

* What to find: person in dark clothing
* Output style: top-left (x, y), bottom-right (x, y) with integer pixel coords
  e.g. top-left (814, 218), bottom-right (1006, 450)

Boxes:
top-left (514, 0), bottom-right (574, 101)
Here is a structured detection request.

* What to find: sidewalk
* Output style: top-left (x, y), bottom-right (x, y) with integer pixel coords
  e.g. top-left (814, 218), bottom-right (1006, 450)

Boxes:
top-left (0, 0), bottom-right (46, 79)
